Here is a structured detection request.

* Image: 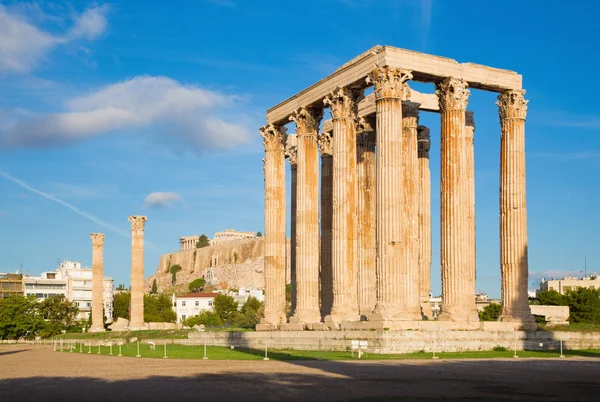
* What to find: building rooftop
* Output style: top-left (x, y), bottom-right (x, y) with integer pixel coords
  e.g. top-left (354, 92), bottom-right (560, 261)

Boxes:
top-left (177, 292), bottom-right (220, 298)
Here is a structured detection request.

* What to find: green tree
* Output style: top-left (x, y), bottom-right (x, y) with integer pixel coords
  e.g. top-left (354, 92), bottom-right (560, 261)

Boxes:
top-left (213, 294), bottom-right (238, 324)
top-left (169, 264), bottom-right (182, 285)
top-left (116, 284), bottom-right (127, 291)
top-left (113, 292), bottom-right (131, 320)
top-left (196, 234), bottom-right (210, 248)
top-left (151, 279), bottom-right (158, 294)
top-left (183, 310), bottom-right (223, 327)
top-left (39, 295), bottom-right (80, 337)
top-left (144, 293), bottom-right (176, 323)
top-left (564, 287), bottom-right (600, 323)
top-left (0, 295), bottom-right (45, 340)
top-left (537, 290), bottom-right (567, 306)
top-left (188, 278), bottom-right (206, 293)
top-left (478, 302), bottom-right (502, 321)
top-left (256, 231), bottom-right (262, 237)
top-left (234, 296), bottom-right (264, 328)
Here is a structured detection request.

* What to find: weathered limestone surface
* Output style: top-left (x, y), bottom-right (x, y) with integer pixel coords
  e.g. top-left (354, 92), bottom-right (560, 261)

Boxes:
top-left (129, 216), bottom-right (147, 330)
top-left (417, 126), bottom-right (431, 316)
top-left (465, 111), bottom-right (476, 309)
top-left (529, 305), bottom-right (569, 326)
top-left (259, 125), bottom-right (287, 327)
top-left (89, 233), bottom-right (106, 333)
top-left (290, 107), bottom-right (322, 324)
top-left (436, 78), bottom-right (478, 323)
top-left (497, 90), bottom-right (535, 329)
top-left (285, 134), bottom-right (298, 316)
top-left (324, 88), bottom-right (362, 324)
top-left (319, 131), bottom-right (334, 317)
top-left (356, 117), bottom-right (376, 317)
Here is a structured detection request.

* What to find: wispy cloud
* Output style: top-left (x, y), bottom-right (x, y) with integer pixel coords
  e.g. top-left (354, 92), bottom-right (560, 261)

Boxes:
top-left (143, 192), bottom-right (183, 209)
top-left (0, 76), bottom-right (251, 152)
top-left (0, 3), bottom-right (109, 74)
top-left (48, 182), bottom-right (116, 200)
top-left (0, 169), bottom-right (129, 237)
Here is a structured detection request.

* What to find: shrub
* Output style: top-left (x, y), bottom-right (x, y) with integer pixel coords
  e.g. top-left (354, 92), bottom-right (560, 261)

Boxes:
top-left (478, 303), bottom-right (502, 321)
top-left (492, 346), bottom-right (507, 352)
top-left (183, 310), bottom-right (223, 327)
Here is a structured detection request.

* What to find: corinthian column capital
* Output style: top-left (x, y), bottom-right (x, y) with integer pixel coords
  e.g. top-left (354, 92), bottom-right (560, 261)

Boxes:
top-left (90, 233), bottom-right (105, 246)
top-left (290, 107), bottom-right (323, 135)
top-left (318, 131), bottom-right (333, 156)
top-left (497, 89), bottom-right (528, 120)
top-left (324, 87), bottom-right (364, 120)
top-left (436, 77), bottom-right (470, 111)
top-left (128, 216), bottom-right (147, 231)
top-left (367, 67), bottom-right (413, 100)
top-left (285, 133), bottom-right (298, 165)
top-left (417, 126), bottom-right (431, 153)
top-left (402, 101), bottom-right (420, 128)
top-left (260, 124), bottom-right (287, 152)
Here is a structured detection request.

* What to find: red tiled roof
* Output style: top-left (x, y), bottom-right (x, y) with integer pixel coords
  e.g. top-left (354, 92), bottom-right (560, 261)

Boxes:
top-left (177, 292), bottom-right (219, 298)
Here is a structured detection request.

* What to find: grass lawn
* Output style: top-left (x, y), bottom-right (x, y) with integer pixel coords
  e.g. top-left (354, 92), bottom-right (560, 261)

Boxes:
top-left (53, 343), bottom-right (600, 361)
top-left (53, 327), bottom-right (253, 341)
top-left (543, 322), bottom-right (600, 332)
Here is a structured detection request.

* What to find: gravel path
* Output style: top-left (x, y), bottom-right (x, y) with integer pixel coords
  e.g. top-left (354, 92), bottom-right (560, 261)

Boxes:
top-left (1, 345), bottom-right (599, 401)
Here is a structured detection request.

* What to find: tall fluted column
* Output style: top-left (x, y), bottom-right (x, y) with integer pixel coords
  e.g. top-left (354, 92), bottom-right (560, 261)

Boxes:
top-left (258, 124), bottom-right (287, 328)
top-left (417, 126), bottom-right (432, 317)
top-left (89, 233), bottom-right (106, 332)
top-left (128, 216), bottom-right (147, 330)
top-left (290, 107), bottom-right (323, 324)
top-left (465, 111), bottom-right (476, 305)
top-left (401, 101), bottom-right (422, 320)
top-left (368, 67), bottom-right (414, 321)
top-left (497, 90), bottom-right (535, 328)
top-left (323, 87), bottom-right (363, 324)
top-left (436, 77), bottom-right (478, 323)
top-left (285, 134), bottom-right (298, 316)
top-left (319, 131), bottom-right (334, 317)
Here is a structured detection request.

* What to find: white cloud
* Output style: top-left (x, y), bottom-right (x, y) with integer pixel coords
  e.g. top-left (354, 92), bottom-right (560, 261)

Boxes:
top-left (0, 76), bottom-right (251, 151)
top-left (0, 4), bottom-right (108, 74)
top-left (143, 192), bottom-right (183, 209)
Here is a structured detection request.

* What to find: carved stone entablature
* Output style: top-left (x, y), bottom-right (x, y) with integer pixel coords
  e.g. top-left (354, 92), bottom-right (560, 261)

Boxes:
top-left (417, 126), bottom-right (431, 153)
top-left (465, 111), bottom-right (475, 128)
top-left (323, 87), bottom-right (364, 120)
top-left (367, 67), bottom-right (413, 100)
top-left (497, 89), bottom-right (528, 120)
top-left (290, 107), bottom-right (323, 135)
top-left (259, 124), bottom-right (287, 152)
top-left (285, 133), bottom-right (298, 165)
top-left (402, 101), bottom-right (420, 128)
top-left (90, 233), bottom-right (105, 246)
top-left (128, 216), bottom-right (147, 231)
top-left (318, 131), bottom-right (333, 157)
top-left (436, 77), bottom-right (470, 111)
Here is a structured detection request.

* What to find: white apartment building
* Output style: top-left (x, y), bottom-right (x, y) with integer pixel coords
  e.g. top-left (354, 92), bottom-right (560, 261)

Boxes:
top-left (538, 274), bottom-right (600, 295)
top-left (173, 292), bottom-right (219, 323)
top-left (229, 288), bottom-right (265, 307)
top-left (23, 261), bottom-right (114, 323)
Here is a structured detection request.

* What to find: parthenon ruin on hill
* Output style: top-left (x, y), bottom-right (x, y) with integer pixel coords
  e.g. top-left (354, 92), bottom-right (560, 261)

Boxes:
top-left (258, 46), bottom-right (535, 331)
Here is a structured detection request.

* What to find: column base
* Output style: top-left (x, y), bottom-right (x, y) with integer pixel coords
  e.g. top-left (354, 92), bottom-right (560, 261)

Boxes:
top-left (324, 308), bottom-right (360, 326)
top-left (261, 312), bottom-right (286, 326)
top-left (499, 313), bottom-right (537, 331)
top-left (256, 323), bottom-right (279, 331)
top-left (127, 321), bottom-right (148, 331)
top-left (88, 326), bottom-right (106, 333)
top-left (437, 305), bottom-right (479, 323)
top-left (369, 305), bottom-right (422, 322)
top-left (289, 309), bottom-right (321, 325)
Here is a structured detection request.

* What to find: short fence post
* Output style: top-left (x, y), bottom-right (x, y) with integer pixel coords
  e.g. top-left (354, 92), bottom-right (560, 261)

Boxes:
top-left (69, 339), bottom-right (73, 352)
top-left (136, 341), bottom-right (141, 358)
top-left (118, 344), bottom-right (122, 357)
top-left (79, 342), bottom-right (83, 353)
top-left (263, 341), bottom-right (269, 361)
top-left (560, 340), bottom-right (565, 358)
top-left (88, 343), bottom-right (92, 354)
top-left (53, 339), bottom-right (56, 352)
top-left (203, 341), bottom-right (208, 360)
top-left (97, 343), bottom-right (101, 355)
top-left (163, 342), bottom-right (167, 359)
top-left (60, 339), bottom-right (63, 352)
top-left (110, 343), bottom-right (113, 356)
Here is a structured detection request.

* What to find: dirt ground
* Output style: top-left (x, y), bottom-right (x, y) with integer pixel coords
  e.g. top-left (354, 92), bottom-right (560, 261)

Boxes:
top-left (1, 345), bottom-right (599, 401)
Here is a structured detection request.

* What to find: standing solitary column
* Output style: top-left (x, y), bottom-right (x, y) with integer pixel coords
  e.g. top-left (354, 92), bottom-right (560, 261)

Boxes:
top-left (285, 134), bottom-right (298, 316)
top-left (324, 87), bottom-right (362, 324)
top-left (436, 77), bottom-right (478, 323)
top-left (89, 233), bottom-right (106, 332)
top-left (465, 111), bottom-right (477, 307)
top-left (356, 116), bottom-right (376, 317)
top-left (128, 216), bottom-right (147, 330)
top-left (290, 107), bottom-right (323, 325)
top-left (258, 124), bottom-right (287, 328)
top-left (417, 126), bottom-right (432, 317)
top-left (497, 90), bottom-right (536, 329)
top-left (319, 131), bottom-right (334, 318)
top-left (368, 67), bottom-right (413, 322)
top-left (401, 101), bottom-right (422, 320)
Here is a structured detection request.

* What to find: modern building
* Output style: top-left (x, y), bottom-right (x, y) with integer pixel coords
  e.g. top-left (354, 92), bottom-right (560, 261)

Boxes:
top-left (0, 273), bottom-right (23, 299)
top-left (211, 229), bottom-right (255, 245)
top-left (538, 274), bottom-right (600, 295)
top-left (229, 288), bottom-right (265, 307)
top-left (173, 292), bottom-right (219, 323)
top-left (23, 261), bottom-right (114, 323)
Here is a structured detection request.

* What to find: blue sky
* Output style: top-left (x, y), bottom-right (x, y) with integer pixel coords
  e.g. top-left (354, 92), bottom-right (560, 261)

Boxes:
top-left (0, 0), bottom-right (598, 298)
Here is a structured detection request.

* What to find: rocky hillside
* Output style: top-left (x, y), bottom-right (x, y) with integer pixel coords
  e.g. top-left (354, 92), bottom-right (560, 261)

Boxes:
top-left (145, 237), bottom-right (273, 293)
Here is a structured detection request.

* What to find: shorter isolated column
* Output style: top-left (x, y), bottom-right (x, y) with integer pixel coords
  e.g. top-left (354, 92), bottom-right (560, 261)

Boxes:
top-left (89, 233), bottom-right (106, 332)
top-left (128, 216), bottom-right (148, 330)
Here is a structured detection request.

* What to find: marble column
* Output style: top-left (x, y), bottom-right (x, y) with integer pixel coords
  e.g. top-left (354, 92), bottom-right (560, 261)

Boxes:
top-left (89, 233), bottom-right (106, 332)
top-left (417, 126), bottom-right (432, 317)
top-left (368, 67), bottom-right (415, 321)
top-left (465, 111), bottom-right (476, 307)
top-left (436, 77), bottom-right (478, 323)
top-left (319, 131), bottom-right (334, 317)
top-left (290, 107), bottom-right (323, 324)
top-left (401, 101), bottom-right (422, 320)
top-left (258, 124), bottom-right (288, 327)
top-left (323, 87), bottom-right (362, 324)
top-left (497, 90), bottom-right (536, 328)
top-left (356, 116), bottom-right (376, 317)
top-left (128, 216), bottom-right (147, 330)
top-left (285, 134), bottom-right (298, 316)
